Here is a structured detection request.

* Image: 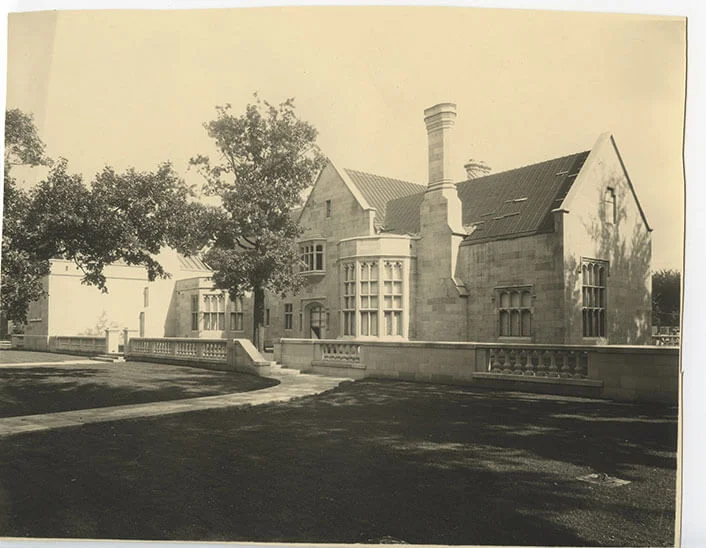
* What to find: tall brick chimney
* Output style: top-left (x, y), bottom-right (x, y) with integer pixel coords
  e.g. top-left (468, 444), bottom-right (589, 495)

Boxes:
top-left (415, 103), bottom-right (467, 341)
top-left (424, 103), bottom-right (457, 191)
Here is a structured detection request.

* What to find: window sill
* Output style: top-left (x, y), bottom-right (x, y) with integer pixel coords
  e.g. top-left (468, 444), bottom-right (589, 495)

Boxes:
top-left (582, 337), bottom-right (608, 344)
top-left (300, 270), bottom-right (326, 277)
top-left (498, 336), bottom-right (532, 342)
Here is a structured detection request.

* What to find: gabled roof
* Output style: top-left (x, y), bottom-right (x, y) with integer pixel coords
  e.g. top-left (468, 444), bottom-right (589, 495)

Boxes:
top-left (178, 254), bottom-right (211, 272)
top-left (344, 169), bottom-right (425, 230)
top-left (385, 151), bottom-right (591, 243)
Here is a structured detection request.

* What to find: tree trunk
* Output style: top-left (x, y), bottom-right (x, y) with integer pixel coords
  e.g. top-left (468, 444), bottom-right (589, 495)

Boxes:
top-left (253, 285), bottom-right (265, 352)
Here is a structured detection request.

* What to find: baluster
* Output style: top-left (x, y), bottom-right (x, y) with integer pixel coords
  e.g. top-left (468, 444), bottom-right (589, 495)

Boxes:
top-left (500, 349), bottom-right (511, 374)
top-left (522, 349), bottom-right (533, 376)
top-left (577, 352), bottom-right (588, 378)
top-left (559, 351), bottom-right (570, 377)
top-left (547, 350), bottom-right (558, 377)
top-left (507, 349), bottom-right (518, 375)
top-left (493, 348), bottom-right (502, 373)
top-left (567, 351), bottom-right (578, 377)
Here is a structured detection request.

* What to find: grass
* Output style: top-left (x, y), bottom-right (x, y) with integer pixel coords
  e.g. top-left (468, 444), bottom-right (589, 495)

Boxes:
top-left (0, 361), bottom-right (279, 417)
top-left (0, 379), bottom-right (677, 545)
top-left (0, 350), bottom-right (92, 364)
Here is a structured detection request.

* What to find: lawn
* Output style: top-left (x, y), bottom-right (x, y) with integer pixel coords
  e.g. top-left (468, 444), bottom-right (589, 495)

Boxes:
top-left (0, 350), bottom-right (92, 364)
top-left (0, 361), bottom-right (279, 417)
top-left (0, 380), bottom-right (677, 546)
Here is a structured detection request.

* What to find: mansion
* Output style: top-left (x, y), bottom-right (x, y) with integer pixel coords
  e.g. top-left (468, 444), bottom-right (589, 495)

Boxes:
top-left (21, 103), bottom-right (652, 350)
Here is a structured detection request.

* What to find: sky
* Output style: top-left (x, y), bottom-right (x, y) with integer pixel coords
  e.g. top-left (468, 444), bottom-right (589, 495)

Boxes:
top-left (4, 5), bottom-right (686, 271)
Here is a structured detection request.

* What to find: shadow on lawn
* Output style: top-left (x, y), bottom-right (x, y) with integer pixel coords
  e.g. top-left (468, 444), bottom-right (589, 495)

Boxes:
top-left (0, 364), bottom-right (278, 417)
top-left (0, 379), bottom-right (677, 546)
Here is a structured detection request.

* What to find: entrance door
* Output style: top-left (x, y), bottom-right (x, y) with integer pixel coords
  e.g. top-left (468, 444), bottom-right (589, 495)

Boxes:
top-left (309, 305), bottom-right (326, 339)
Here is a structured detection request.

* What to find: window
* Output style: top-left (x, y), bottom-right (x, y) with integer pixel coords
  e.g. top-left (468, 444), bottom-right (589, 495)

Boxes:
top-left (310, 305), bottom-right (326, 339)
top-left (203, 294), bottom-right (225, 331)
top-left (604, 188), bottom-right (616, 224)
top-left (326, 200), bottom-right (332, 217)
top-left (284, 304), bottom-right (293, 330)
top-left (143, 287), bottom-right (149, 308)
top-left (342, 263), bottom-right (356, 336)
top-left (191, 295), bottom-right (199, 331)
top-left (383, 261), bottom-right (403, 336)
top-left (230, 296), bottom-right (244, 331)
top-left (498, 288), bottom-right (532, 337)
top-left (300, 241), bottom-right (325, 272)
top-left (582, 260), bottom-right (607, 337)
top-left (265, 308), bottom-right (271, 327)
top-left (360, 262), bottom-right (379, 336)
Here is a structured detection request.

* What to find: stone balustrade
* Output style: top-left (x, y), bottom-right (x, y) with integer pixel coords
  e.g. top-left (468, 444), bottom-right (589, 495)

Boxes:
top-left (53, 335), bottom-right (106, 355)
top-left (128, 337), bottom-right (228, 363)
top-left (652, 334), bottom-right (680, 347)
top-left (321, 342), bottom-right (361, 363)
top-left (487, 346), bottom-right (589, 378)
top-left (125, 337), bottom-right (272, 377)
top-left (277, 338), bottom-right (679, 404)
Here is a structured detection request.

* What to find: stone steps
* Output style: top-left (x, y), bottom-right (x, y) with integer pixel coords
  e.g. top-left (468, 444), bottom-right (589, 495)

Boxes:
top-left (269, 363), bottom-right (301, 376)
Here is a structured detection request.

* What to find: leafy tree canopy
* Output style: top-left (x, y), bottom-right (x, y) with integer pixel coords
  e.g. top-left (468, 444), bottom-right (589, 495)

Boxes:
top-left (191, 95), bottom-right (326, 349)
top-left (652, 268), bottom-right (681, 327)
top-left (4, 109), bottom-right (52, 170)
top-left (2, 108), bottom-right (211, 324)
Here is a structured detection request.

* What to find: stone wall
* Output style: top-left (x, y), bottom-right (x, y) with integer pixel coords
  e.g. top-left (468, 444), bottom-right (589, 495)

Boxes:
top-left (126, 337), bottom-right (273, 376)
top-left (458, 231), bottom-right (565, 343)
top-left (562, 134), bottom-right (652, 344)
top-left (414, 189), bottom-right (468, 342)
top-left (267, 162), bottom-right (376, 341)
top-left (278, 338), bottom-right (679, 404)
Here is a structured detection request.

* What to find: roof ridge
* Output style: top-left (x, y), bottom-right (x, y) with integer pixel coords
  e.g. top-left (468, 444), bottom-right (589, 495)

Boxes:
top-left (458, 150), bottom-right (591, 185)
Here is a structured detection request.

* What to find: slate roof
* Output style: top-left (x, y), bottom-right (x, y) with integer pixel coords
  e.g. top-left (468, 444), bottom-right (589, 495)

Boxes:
top-left (344, 169), bottom-right (425, 230)
top-left (384, 151), bottom-right (590, 243)
top-left (177, 254), bottom-right (212, 272)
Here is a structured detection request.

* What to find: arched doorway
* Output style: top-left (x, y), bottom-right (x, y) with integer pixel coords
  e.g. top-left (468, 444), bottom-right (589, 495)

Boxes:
top-left (307, 303), bottom-right (326, 339)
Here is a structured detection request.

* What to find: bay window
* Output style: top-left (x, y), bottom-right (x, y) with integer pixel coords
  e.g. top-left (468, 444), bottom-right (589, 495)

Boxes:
top-left (300, 240), bottom-right (325, 273)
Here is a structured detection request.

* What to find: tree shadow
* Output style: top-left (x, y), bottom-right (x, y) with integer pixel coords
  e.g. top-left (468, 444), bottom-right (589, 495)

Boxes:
top-left (566, 172), bottom-right (652, 344)
top-left (0, 363), bottom-right (278, 417)
top-left (0, 379), bottom-right (677, 546)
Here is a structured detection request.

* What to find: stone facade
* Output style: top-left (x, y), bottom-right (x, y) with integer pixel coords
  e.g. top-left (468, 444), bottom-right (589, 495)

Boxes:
top-left (21, 250), bottom-right (213, 351)
top-left (458, 231), bottom-right (565, 343)
top-left (560, 134), bottom-right (652, 344)
top-left (21, 104), bottom-right (652, 348)
top-left (260, 104), bottom-right (652, 345)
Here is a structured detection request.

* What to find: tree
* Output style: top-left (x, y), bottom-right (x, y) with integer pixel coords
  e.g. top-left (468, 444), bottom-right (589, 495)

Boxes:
top-left (2, 108), bottom-right (210, 324)
top-left (2, 109), bottom-right (53, 324)
top-left (652, 268), bottom-right (681, 327)
top-left (4, 109), bottom-right (52, 169)
top-left (191, 96), bottom-right (326, 350)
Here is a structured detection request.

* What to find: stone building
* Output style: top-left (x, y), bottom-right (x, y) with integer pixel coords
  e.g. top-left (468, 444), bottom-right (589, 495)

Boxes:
top-left (20, 103), bottom-right (652, 349)
top-left (264, 103), bottom-right (652, 345)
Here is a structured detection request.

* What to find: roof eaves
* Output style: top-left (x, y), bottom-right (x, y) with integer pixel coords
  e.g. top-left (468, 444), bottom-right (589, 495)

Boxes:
top-left (609, 134), bottom-right (652, 232)
top-left (559, 133), bottom-right (610, 213)
top-left (331, 160), bottom-right (374, 211)
top-left (460, 227), bottom-right (556, 246)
